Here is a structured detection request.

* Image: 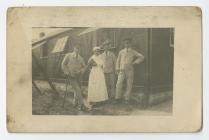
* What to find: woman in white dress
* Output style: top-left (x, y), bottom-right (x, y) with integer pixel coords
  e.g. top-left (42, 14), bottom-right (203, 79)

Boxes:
top-left (87, 47), bottom-right (108, 107)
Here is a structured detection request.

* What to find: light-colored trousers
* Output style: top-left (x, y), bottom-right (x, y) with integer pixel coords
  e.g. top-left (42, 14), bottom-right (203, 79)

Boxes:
top-left (69, 75), bottom-right (83, 106)
top-left (104, 72), bottom-right (115, 99)
top-left (115, 69), bottom-right (134, 101)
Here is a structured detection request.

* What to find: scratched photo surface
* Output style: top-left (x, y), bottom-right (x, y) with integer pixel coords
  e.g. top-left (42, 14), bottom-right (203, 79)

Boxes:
top-left (32, 27), bottom-right (174, 115)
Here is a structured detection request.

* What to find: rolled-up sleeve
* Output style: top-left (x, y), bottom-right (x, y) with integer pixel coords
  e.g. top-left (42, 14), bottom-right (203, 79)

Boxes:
top-left (133, 51), bottom-right (144, 64)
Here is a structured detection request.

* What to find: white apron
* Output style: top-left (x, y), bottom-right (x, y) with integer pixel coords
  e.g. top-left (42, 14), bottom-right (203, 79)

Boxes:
top-left (87, 55), bottom-right (108, 102)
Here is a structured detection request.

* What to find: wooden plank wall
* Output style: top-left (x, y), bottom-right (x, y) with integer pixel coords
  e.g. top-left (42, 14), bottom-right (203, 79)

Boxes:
top-left (32, 28), bottom-right (173, 92)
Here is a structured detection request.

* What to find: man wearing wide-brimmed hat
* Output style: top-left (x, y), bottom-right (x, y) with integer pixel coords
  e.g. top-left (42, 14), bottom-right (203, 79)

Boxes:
top-left (100, 40), bottom-right (117, 100)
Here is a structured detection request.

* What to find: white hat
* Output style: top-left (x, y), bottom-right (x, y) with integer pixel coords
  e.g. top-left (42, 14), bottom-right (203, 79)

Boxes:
top-left (93, 46), bottom-right (101, 52)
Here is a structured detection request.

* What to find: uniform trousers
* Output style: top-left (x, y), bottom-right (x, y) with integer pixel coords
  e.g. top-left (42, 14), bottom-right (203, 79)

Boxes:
top-left (68, 75), bottom-right (83, 106)
top-left (104, 72), bottom-right (115, 99)
top-left (115, 69), bottom-right (134, 101)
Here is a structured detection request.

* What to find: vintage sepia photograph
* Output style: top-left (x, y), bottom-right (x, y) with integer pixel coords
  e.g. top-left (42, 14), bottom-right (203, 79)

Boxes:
top-left (32, 27), bottom-right (174, 115)
top-left (7, 7), bottom-right (202, 132)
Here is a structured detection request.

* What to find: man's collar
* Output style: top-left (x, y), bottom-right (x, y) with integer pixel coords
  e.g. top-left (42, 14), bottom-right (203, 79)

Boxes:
top-left (104, 51), bottom-right (109, 54)
top-left (72, 52), bottom-right (79, 57)
top-left (124, 47), bottom-right (132, 51)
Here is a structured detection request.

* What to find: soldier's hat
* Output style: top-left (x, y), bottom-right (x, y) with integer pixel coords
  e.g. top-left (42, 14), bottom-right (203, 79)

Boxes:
top-left (102, 39), bottom-right (111, 46)
top-left (101, 39), bottom-right (116, 50)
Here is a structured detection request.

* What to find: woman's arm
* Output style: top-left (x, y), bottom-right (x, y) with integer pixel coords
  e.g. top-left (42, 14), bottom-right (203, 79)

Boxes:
top-left (83, 57), bottom-right (96, 73)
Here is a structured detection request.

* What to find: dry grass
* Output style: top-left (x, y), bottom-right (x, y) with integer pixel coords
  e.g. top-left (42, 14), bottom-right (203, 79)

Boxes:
top-left (32, 80), bottom-right (172, 115)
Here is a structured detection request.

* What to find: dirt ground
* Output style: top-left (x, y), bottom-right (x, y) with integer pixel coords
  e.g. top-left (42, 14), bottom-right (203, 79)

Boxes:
top-left (32, 80), bottom-right (172, 115)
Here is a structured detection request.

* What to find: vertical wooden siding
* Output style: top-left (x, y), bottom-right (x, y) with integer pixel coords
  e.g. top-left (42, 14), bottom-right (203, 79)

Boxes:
top-left (32, 28), bottom-right (173, 91)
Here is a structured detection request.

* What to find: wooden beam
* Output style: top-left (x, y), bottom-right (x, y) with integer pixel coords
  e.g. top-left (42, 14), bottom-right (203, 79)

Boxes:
top-left (32, 53), bottom-right (59, 98)
top-left (32, 80), bottom-right (42, 95)
top-left (142, 28), bottom-right (152, 108)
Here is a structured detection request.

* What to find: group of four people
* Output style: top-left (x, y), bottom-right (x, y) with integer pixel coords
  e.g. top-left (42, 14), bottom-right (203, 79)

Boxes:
top-left (61, 38), bottom-right (144, 111)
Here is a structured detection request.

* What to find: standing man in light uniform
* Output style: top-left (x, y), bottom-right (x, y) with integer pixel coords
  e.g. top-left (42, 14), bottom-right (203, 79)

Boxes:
top-left (61, 44), bottom-right (87, 111)
top-left (115, 38), bottom-right (144, 104)
top-left (101, 40), bottom-right (117, 100)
